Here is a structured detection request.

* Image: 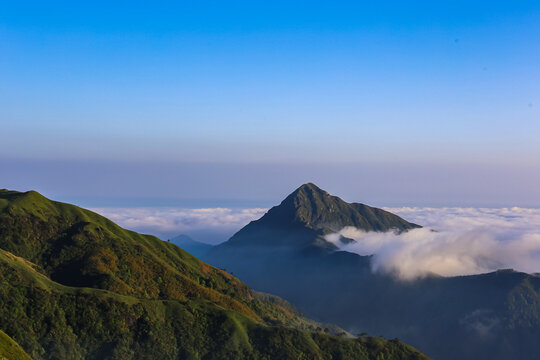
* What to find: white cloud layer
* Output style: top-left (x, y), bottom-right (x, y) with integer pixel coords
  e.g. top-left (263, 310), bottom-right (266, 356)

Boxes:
top-left (93, 205), bottom-right (540, 277)
top-left (91, 207), bottom-right (267, 243)
top-left (326, 207), bottom-right (540, 280)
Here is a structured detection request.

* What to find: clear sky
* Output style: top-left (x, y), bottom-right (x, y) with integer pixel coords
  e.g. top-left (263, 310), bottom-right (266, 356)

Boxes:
top-left (1, 1), bottom-right (539, 207)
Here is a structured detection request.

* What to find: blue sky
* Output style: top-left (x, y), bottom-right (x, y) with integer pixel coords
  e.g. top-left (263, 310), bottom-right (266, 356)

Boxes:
top-left (1, 1), bottom-right (539, 206)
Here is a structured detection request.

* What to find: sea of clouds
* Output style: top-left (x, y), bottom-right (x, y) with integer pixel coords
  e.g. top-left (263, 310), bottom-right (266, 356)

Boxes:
top-left (325, 207), bottom-right (540, 280)
top-left (90, 207), bottom-right (267, 244)
top-left (92, 206), bottom-right (540, 278)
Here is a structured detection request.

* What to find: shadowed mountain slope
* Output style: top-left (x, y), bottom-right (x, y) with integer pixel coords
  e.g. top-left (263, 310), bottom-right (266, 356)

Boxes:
top-left (203, 184), bottom-right (540, 360)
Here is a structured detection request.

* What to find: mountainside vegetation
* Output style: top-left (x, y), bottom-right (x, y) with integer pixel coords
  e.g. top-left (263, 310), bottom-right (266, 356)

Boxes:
top-left (205, 183), bottom-right (540, 360)
top-left (0, 189), bottom-right (428, 360)
top-left (0, 329), bottom-right (32, 360)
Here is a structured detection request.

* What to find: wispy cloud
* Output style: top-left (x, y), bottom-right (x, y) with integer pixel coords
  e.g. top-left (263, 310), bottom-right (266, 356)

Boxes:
top-left (90, 207), bottom-right (267, 243)
top-left (326, 207), bottom-right (540, 280)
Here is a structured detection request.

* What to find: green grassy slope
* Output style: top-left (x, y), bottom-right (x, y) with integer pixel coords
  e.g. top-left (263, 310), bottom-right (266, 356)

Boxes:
top-left (0, 330), bottom-right (32, 360)
top-left (0, 189), bottom-right (278, 323)
top-left (0, 189), bottom-right (428, 359)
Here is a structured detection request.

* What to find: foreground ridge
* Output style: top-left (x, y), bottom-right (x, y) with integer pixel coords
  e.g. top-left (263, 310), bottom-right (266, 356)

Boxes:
top-left (0, 189), bottom-right (428, 360)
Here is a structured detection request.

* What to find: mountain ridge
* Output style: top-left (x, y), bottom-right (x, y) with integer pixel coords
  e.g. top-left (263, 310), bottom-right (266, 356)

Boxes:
top-left (203, 183), bottom-right (540, 360)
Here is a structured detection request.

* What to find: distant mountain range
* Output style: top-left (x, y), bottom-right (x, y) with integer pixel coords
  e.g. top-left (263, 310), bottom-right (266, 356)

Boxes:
top-left (205, 183), bottom-right (540, 360)
top-left (170, 234), bottom-right (213, 259)
top-left (0, 189), bottom-right (427, 360)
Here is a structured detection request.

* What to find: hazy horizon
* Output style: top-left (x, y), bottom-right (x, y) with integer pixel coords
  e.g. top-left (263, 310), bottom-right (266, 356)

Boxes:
top-left (3, 159), bottom-right (540, 210)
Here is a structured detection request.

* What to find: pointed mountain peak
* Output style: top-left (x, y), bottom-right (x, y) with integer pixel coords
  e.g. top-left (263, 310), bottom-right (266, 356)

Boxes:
top-left (276, 183), bottom-right (355, 229)
top-left (215, 183), bottom-right (420, 251)
top-left (293, 183), bottom-right (330, 197)
top-left (283, 183), bottom-right (333, 207)
top-left (295, 182), bottom-right (326, 193)
top-left (261, 183), bottom-right (421, 233)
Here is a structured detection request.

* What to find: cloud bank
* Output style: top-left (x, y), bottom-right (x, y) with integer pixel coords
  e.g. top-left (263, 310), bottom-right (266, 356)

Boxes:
top-left (93, 205), bottom-right (540, 277)
top-left (326, 207), bottom-right (540, 280)
top-left (91, 207), bottom-right (267, 244)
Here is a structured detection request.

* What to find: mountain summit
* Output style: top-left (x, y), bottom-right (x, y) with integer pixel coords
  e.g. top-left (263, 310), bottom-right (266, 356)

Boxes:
top-left (268, 182), bottom-right (420, 233)
top-left (215, 183), bottom-right (420, 252)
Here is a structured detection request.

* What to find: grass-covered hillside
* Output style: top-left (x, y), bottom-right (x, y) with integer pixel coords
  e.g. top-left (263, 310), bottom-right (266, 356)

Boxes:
top-left (0, 189), bottom-right (282, 323)
top-left (0, 189), bottom-right (428, 359)
top-left (0, 330), bottom-right (32, 360)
